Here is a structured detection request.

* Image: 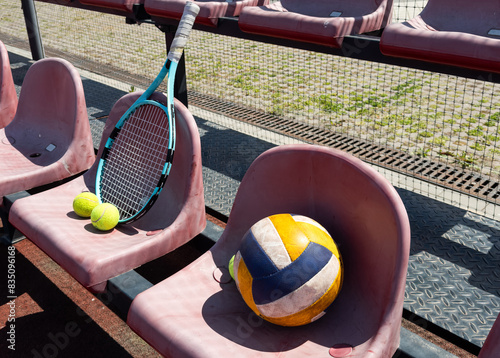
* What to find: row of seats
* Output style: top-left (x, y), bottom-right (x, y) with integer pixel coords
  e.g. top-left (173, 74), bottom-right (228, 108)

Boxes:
top-left (35, 0), bottom-right (500, 72)
top-left (1, 38), bottom-right (500, 357)
top-left (380, 0), bottom-right (500, 74)
top-left (36, 0), bottom-right (393, 48)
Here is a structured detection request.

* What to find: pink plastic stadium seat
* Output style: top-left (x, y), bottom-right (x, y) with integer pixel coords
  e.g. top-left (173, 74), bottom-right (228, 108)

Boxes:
top-left (238, 0), bottom-right (393, 48)
top-left (380, 0), bottom-right (500, 73)
top-left (0, 40), bottom-right (17, 129)
top-left (79, 0), bottom-right (144, 13)
top-left (0, 58), bottom-right (94, 206)
top-left (145, 0), bottom-right (268, 28)
top-left (128, 144), bottom-right (411, 357)
top-left (9, 92), bottom-right (206, 293)
top-left (478, 313), bottom-right (500, 358)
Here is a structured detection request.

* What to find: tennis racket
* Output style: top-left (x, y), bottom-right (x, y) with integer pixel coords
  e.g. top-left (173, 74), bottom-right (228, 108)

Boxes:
top-left (95, 2), bottom-right (200, 224)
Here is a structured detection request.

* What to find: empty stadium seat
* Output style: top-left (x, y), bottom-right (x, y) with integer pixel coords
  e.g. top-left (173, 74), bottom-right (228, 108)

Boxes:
top-left (238, 0), bottom-right (393, 48)
top-left (478, 313), bottom-right (500, 358)
top-left (0, 40), bottom-right (17, 129)
top-left (127, 144), bottom-right (410, 357)
top-left (380, 0), bottom-right (500, 73)
top-left (8, 92), bottom-right (206, 293)
top-left (0, 58), bottom-right (94, 206)
top-left (144, 0), bottom-right (268, 28)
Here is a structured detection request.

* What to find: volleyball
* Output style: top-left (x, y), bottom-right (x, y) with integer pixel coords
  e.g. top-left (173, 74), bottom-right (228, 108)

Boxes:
top-left (233, 213), bottom-right (343, 326)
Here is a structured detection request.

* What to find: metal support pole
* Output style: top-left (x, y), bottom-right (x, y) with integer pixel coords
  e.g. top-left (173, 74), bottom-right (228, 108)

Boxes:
top-left (21, 0), bottom-right (45, 60)
top-left (165, 28), bottom-right (188, 107)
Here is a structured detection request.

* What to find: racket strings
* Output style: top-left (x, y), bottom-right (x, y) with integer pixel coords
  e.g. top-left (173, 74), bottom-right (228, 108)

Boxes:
top-left (100, 104), bottom-right (172, 220)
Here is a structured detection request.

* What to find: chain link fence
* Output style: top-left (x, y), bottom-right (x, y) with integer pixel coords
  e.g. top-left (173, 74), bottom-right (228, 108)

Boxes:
top-left (1, 0), bottom-right (500, 218)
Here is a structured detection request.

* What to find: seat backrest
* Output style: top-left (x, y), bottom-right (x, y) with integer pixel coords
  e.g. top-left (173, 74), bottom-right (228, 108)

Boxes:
top-left (0, 40), bottom-right (17, 129)
top-left (215, 144), bottom-right (410, 331)
top-left (4, 57), bottom-right (94, 173)
top-left (7, 58), bottom-right (87, 151)
top-left (84, 92), bottom-right (205, 232)
top-left (479, 313), bottom-right (500, 358)
top-left (420, 0), bottom-right (500, 36)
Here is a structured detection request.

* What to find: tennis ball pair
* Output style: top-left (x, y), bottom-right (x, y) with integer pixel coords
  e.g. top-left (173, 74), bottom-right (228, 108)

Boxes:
top-left (72, 192), bottom-right (119, 231)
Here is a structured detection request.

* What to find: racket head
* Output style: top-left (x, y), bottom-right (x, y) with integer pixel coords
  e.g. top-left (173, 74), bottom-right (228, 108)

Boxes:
top-left (94, 2), bottom-right (199, 224)
top-left (95, 99), bottom-right (175, 223)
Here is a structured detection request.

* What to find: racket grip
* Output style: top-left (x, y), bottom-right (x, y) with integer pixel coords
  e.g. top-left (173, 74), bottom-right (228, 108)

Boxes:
top-left (167, 2), bottom-right (200, 63)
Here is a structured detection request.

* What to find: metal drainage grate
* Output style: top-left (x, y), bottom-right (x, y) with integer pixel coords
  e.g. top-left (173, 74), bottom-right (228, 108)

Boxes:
top-left (189, 91), bottom-right (500, 204)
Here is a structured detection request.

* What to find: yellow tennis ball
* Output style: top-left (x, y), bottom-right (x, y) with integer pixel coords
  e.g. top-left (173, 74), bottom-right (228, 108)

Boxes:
top-left (73, 192), bottom-right (99, 218)
top-left (91, 203), bottom-right (120, 231)
top-left (228, 255), bottom-right (235, 281)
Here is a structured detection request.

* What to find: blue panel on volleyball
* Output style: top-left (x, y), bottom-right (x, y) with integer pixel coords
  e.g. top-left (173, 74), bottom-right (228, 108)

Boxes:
top-left (250, 242), bottom-right (332, 304)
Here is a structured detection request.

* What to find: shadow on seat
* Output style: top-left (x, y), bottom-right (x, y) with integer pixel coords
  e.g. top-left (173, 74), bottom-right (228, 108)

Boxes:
top-left (479, 313), bottom-right (500, 358)
top-left (0, 40), bottom-right (17, 129)
top-left (0, 58), bottom-right (94, 206)
top-left (35, 0), bottom-right (143, 16)
top-left (127, 144), bottom-right (410, 357)
top-left (9, 92), bottom-right (206, 293)
top-left (144, 0), bottom-right (268, 28)
top-left (34, 0), bottom-right (72, 4)
top-left (380, 0), bottom-right (500, 73)
top-left (238, 0), bottom-right (393, 48)
top-left (79, 0), bottom-right (144, 13)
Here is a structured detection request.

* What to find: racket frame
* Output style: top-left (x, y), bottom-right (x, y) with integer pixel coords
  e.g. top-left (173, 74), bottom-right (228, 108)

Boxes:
top-left (95, 29), bottom-right (184, 223)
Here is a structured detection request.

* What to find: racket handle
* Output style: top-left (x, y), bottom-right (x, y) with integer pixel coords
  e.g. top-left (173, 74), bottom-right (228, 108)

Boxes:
top-left (167, 2), bottom-right (200, 63)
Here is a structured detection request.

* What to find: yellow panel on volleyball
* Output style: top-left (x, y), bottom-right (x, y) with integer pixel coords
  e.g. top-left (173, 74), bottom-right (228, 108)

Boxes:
top-left (295, 220), bottom-right (341, 259)
top-left (269, 214), bottom-right (310, 261)
top-left (236, 258), bottom-right (259, 315)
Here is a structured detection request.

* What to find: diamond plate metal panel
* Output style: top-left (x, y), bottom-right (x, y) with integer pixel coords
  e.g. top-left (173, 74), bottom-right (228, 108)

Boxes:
top-left (202, 167), bottom-right (239, 217)
top-left (196, 116), bottom-right (275, 217)
top-left (81, 76), bottom-right (126, 120)
top-left (89, 118), bottom-right (106, 151)
top-left (196, 116), bottom-right (274, 182)
top-left (9, 52), bottom-right (30, 95)
top-left (398, 189), bottom-right (500, 347)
